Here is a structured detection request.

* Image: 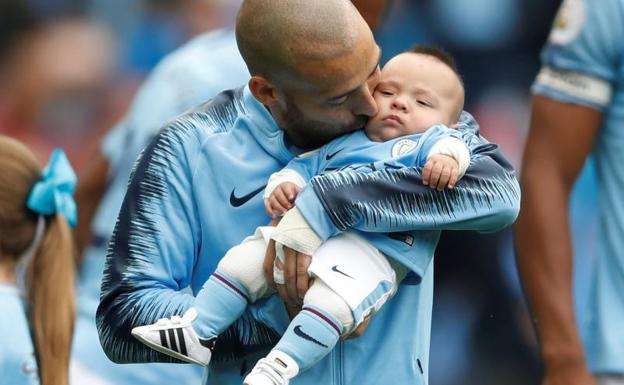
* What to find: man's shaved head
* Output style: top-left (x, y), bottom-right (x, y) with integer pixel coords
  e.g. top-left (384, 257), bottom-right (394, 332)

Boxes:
top-left (237, 0), bottom-right (368, 83)
top-left (236, 0), bottom-right (381, 149)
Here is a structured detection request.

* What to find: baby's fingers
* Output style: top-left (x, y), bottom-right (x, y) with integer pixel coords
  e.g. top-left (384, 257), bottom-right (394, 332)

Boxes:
top-left (428, 161), bottom-right (444, 189)
top-left (274, 188), bottom-right (293, 210)
top-left (269, 195), bottom-right (288, 216)
top-left (283, 184), bottom-right (301, 201)
top-left (422, 161), bottom-right (434, 186)
top-left (265, 199), bottom-right (275, 217)
top-left (448, 168), bottom-right (459, 189)
top-left (435, 166), bottom-right (453, 191)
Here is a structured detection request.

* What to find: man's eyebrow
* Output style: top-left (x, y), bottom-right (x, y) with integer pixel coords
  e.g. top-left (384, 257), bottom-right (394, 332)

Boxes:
top-left (329, 47), bottom-right (382, 101)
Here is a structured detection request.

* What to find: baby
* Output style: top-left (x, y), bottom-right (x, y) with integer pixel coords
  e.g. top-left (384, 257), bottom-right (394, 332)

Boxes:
top-left (132, 46), bottom-right (468, 385)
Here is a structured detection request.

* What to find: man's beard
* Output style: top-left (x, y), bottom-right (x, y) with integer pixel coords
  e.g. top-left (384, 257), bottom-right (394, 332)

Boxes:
top-left (281, 99), bottom-right (367, 150)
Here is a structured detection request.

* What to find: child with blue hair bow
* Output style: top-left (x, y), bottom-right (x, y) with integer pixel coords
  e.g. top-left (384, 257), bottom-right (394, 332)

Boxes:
top-left (0, 135), bottom-right (77, 385)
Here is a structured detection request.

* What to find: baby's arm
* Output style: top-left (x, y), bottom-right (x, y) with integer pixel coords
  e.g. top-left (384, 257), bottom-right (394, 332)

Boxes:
top-left (264, 146), bottom-right (328, 217)
top-left (264, 169), bottom-right (307, 218)
top-left (422, 133), bottom-right (471, 191)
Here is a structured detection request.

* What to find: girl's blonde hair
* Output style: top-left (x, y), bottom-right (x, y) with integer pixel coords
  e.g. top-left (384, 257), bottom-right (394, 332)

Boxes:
top-left (0, 135), bottom-right (75, 385)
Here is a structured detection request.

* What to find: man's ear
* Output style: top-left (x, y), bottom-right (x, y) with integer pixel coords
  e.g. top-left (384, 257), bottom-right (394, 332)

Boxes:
top-left (249, 76), bottom-right (279, 106)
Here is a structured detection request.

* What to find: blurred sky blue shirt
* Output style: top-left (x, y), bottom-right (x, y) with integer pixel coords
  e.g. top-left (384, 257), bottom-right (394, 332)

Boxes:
top-left (0, 284), bottom-right (39, 385)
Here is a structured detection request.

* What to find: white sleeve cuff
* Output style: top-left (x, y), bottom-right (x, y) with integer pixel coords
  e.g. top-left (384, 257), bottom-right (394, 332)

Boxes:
top-left (263, 169), bottom-right (307, 200)
top-left (427, 137), bottom-right (471, 178)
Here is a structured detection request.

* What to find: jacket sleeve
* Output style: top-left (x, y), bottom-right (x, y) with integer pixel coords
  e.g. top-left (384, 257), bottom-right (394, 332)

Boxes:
top-left (295, 112), bottom-right (521, 241)
top-left (263, 148), bottom-right (323, 199)
top-left (96, 123), bottom-right (203, 363)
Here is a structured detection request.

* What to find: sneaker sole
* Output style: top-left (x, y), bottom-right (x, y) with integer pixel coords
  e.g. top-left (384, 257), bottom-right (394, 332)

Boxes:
top-left (131, 329), bottom-right (209, 366)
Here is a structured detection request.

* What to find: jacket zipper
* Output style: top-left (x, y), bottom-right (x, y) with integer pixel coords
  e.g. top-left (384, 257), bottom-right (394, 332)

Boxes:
top-left (337, 340), bottom-right (344, 385)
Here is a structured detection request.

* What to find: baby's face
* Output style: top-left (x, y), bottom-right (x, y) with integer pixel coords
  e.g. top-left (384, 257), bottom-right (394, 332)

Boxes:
top-left (365, 52), bottom-right (464, 142)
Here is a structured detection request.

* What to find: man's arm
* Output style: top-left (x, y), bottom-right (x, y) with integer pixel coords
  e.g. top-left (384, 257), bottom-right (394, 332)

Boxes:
top-left (96, 125), bottom-right (200, 363)
top-left (97, 119), bottom-right (280, 364)
top-left (514, 95), bottom-right (600, 385)
top-left (294, 114), bottom-right (520, 242)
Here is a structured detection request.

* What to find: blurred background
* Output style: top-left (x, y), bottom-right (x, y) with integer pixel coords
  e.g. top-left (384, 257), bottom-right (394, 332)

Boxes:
top-left (0, 1), bottom-right (599, 384)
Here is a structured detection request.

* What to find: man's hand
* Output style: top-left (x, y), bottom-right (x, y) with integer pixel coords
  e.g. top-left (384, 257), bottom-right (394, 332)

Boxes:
top-left (263, 218), bottom-right (282, 289)
top-left (263, 238), bottom-right (279, 289)
top-left (277, 244), bottom-right (312, 305)
top-left (263, 239), bottom-right (312, 305)
top-left (265, 182), bottom-right (301, 218)
top-left (268, 207), bottom-right (321, 305)
top-left (344, 315), bottom-right (371, 340)
top-left (422, 154), bottom-right (459, 191)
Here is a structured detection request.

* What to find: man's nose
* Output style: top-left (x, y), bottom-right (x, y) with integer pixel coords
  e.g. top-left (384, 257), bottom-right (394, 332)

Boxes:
top-left (354, 85), bottom-right (378, 117)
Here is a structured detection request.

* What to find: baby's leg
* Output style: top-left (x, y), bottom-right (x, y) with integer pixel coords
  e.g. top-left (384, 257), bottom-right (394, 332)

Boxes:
top-left (274, 279), bottom-right (352, 370)
top-left (242, 280), bottom-right (351, 384)
top-left (244, 232), bottom-right (400, 383)
top-left (193, 227), bottom-right (274, 339)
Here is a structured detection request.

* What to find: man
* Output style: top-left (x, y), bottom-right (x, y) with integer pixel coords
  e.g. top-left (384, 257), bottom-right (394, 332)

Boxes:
top-left (79, 2), bottom-right (389, 383)
top-left (515, 0), bottom-right (624, 385)
top-left (97, 1), bottom-right (519, 384)
top-left (72, 2), bottom-right (249, 384)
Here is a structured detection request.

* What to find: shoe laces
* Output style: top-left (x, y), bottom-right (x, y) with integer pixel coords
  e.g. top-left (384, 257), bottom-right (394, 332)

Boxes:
top-left (156, 315), bottom-right (183, 327)
top-left (251, 358), bottom-right (289, 385)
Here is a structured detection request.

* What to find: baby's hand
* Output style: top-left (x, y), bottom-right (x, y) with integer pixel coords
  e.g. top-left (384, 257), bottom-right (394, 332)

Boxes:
top-left (265, 182), bottom-right (301, 218)
top-left (422, 154), bottom-right (460, 191)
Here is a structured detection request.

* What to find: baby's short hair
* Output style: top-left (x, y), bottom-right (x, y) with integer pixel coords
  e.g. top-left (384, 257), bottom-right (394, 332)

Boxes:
top-left (409, 45), bottom-right (464, 88)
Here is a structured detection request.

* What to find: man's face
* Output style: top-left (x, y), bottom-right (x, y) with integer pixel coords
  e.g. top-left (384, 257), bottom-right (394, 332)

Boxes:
top-left (272, 32), bottom-right (381, 149)
top-left (365, 53), bottom-right (463, 142)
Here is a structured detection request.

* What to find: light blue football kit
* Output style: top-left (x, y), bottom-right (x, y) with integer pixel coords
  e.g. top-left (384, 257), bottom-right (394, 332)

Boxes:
top-left (73, 29), bottom-right (249, 385)
top-left (0, 284), bottom-right (39, 385)
top-left (532, 0), bottom-right (624, 375)
top-left (275, 125), bottom-right (471, 276)
top-left (97, 82), bottom-right (519, 385)
top-left (190, 124), bottom-right (468, 373)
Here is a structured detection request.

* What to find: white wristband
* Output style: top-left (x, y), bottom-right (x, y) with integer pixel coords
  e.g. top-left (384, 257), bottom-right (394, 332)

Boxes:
top-left (427, 137), bottom-right (471, 178)
top-left (263, 169), bottom-right (307, 200)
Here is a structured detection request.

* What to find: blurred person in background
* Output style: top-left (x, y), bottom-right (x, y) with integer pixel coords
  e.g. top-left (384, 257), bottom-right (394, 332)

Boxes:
top-left (0, 136), bottom-right (76, 385)
top-left (72, 1), bottom-right (250, 384)
top-left (0, 1), bottom-right (116, 173)
top-left (515, 0), bottom-right (624, 384)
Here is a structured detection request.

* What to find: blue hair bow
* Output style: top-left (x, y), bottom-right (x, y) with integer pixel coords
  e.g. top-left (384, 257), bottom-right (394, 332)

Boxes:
top-left (27, 149), bottom-right (77, 227)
